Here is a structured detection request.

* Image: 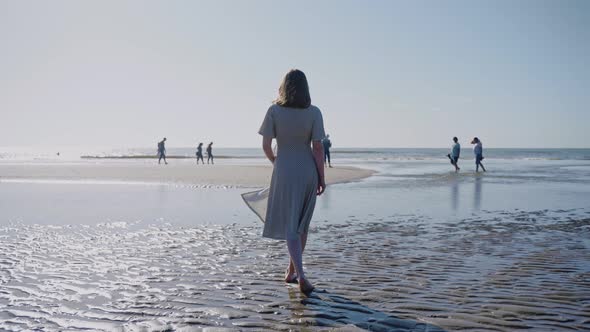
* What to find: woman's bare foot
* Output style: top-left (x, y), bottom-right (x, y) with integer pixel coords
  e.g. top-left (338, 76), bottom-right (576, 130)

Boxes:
top-left (285, 268), bottom-right (297, 284)
top-left (299, 278), bottom-right (314, 295)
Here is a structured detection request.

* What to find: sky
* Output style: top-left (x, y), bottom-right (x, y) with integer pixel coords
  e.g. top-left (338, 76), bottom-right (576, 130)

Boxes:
top-left (1, 0), bottom-right (589, 149)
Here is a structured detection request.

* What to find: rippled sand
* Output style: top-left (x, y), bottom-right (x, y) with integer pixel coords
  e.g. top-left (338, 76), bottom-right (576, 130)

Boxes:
top-left (1, 209), bottom-right (589, 331)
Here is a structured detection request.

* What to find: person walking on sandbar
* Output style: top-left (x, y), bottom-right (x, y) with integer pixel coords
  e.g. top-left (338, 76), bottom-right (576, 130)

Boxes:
top-left (157, 137), bottom-right (167, 165)
top-left (322, 134), bottom-right (332, 168)
top-left (206, 142), bottom-right (214, 164)
top-left (447, 136), bottom-right (461, 172)
top-left (471, 137), bottom-right (486, 172)
top-left (258, 69), bottom-right (326, 295)
top-left (196, 142), bottom-right (204, 164)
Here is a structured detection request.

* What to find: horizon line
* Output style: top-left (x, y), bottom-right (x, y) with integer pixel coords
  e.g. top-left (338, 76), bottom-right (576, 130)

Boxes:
top-left (1, 146), bottom-right (590, 150)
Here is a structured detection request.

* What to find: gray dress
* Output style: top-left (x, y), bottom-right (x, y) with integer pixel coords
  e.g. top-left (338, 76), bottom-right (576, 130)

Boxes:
top-left (257, 104), bottom-right (326, 240)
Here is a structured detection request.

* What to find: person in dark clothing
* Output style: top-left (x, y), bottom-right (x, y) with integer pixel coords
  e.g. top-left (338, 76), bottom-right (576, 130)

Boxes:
top-left (471, 137), bottom-right (486, 172)
top-left (196, 142), bottom-right (204, 164)
top-left (157, 137), bottom-right (168, 165)
top-left (207, 142), bottom-right (214, 164)
top-left (446, 136), bottom-right (461, 172)
top-left (322, 134), bottom-right (332, 168)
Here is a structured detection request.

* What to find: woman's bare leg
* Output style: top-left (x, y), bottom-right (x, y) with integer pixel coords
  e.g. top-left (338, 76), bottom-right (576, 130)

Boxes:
top-left (286, 237), bottom-right (314, 294)
top-left (286, 238), bottom-right (305, 280)
top-left (286, 233), bottom-right (308, 282)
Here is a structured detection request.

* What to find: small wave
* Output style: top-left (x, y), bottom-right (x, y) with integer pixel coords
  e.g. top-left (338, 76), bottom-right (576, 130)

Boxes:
top-left (0, 178), bottom-right (249, 189)
top-left (332, 150), bottom-right (386, 154)
top-left (80, 155), bottom-right (263, 160)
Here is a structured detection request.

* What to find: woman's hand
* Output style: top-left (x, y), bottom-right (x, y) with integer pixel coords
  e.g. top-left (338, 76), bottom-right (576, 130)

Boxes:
top-left (317, 179), bottom-right (326, 196)
top-left (262, 136), bottom-right (275, 164)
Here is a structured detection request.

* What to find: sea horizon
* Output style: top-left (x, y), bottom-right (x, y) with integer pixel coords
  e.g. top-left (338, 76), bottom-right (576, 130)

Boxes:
top-left (2, 146), bottom-right (590, 161)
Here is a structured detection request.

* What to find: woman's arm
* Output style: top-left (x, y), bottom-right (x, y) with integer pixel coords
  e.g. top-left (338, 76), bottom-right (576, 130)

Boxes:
top-left (262, 136), bottom-right (275, 164)
top-left (312, 140), bottom-right (326, 195)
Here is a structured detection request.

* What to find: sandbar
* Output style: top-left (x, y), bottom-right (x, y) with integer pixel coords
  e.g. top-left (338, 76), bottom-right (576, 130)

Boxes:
top-left (0, 163), bottom-right (375, 187)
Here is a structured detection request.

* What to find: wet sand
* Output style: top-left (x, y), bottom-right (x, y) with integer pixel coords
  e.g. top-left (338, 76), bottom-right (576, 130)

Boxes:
top-left (0, 208), bottom-right (588, 331)
top-left (0, 163), bottom-right (374, 187)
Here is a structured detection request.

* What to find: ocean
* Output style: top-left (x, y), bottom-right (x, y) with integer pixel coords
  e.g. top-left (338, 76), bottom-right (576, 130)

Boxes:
top-left (2, 146), bottom-right (590, 161)
top-left (2, 146), bottom-right (589, 215)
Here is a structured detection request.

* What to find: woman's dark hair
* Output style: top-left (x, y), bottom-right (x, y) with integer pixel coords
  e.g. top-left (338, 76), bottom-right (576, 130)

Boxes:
top-left (274, 69), bottom-right (311, 108)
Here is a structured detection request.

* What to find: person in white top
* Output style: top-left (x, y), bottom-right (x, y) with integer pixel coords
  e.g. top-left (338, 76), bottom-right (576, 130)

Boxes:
top-left (471, 137), bottom-right (486, 172)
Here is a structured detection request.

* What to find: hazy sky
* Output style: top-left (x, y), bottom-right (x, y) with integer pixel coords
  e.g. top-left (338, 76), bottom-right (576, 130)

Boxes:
top-left (1, 0), bottom-right (589, 148)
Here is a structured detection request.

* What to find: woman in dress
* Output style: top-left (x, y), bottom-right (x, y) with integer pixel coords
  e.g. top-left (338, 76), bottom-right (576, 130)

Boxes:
top-left (258, 69), bottom-right (326, 294)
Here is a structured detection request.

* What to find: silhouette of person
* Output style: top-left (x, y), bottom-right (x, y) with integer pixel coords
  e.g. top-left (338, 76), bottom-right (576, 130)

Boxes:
top-left (206, 142), bottom-right (214, 164)
top-left (447, 136), bottom-right (460, 172)
top-left (322, 134), bottom-right (332, 168)
top-left (157, 137), bottom-right (168, 165)
top-left (471, 137), bottom-right (486, 172)
top-left (196, 142), bottom-right (204, 164)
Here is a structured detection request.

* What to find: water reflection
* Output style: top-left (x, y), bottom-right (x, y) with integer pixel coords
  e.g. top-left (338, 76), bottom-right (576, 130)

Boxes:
top-left (321, 184), bottom-right (332, 209)
top-left (474, 175), bottom-right (483, 210)
top-left (451, 176), bottom-right (459, 211)
top-left (287, 287), bottom-right (307, 322)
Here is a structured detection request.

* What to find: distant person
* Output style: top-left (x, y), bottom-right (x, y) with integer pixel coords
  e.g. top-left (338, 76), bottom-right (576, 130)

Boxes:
top-left (447, 136), bottom-right (460, 172)
top-left (196, 142), bottom-right (204, 164)
top-left (206, 142), bottom-right (214, 164)
top-left (471, 137), bottom-right (486, 172)
top-left (256, 69), bottom-right (326, 295)
top-left (157, 137), bottom-right (168, 165)
top-left (322, 134), bottom-right (332, 168)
